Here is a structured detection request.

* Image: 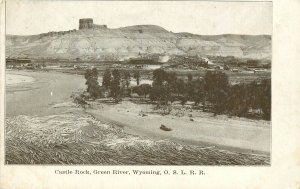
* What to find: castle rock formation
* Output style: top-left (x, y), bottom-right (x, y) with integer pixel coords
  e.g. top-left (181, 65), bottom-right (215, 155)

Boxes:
top-left (79, 18), bottom-right (107, 30)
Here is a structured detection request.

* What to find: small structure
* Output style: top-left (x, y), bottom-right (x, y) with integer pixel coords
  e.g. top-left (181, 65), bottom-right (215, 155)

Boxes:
top-left (128, 58), bottom-right (157, 65)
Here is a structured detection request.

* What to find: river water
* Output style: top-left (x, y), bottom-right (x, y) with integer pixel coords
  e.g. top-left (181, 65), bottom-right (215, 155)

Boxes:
top-left (5, 70), bottom-right (270, 165)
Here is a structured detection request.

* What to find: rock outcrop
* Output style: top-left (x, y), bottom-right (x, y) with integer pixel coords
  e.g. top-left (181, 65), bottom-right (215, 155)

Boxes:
top-left (79, 18), bottom-right (107, 30)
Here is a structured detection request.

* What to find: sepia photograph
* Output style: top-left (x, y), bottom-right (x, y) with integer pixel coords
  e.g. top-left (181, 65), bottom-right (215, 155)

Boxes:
top-left (4, 1), bottom-right (272, 165)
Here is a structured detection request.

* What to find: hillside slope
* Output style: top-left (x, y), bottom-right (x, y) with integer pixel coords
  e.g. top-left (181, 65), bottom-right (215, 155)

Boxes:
top-left (6, 25), bottom-right (271, 60)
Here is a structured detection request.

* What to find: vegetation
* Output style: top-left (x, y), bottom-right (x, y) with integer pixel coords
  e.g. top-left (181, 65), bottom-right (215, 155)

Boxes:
top-left (133, 70), bottom-right (141, 86)
top-left (227, 79), bottom-right (271, 120)
top-left (122, 70), bottom-right (131, 89)
top-left (83, 68), bottom-right (271, 120)
top-left (204, 71), bottom-right (229, 114)
top-left (84, 68), bottom-right (102, 99)
top-left (102, 68), bottom-right (112, 89)
top-left (110, 69), bottom-right (122, 101)
top-left (133, 84), bottom-right (152, 98)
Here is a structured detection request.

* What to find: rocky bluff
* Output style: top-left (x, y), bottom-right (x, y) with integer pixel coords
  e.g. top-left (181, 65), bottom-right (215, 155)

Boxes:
top-left (6, 18), bottom-right (271, 60)
top-left (79, 18), bottom-right (107, 30)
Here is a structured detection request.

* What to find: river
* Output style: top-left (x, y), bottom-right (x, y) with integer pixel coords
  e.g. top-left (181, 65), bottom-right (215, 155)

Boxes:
top-left (6, 70), bottom-right (86, 116)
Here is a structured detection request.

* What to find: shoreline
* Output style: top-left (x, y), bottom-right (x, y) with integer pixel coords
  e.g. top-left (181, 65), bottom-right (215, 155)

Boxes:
top-left (6, 71), bottom-right (36, 86)
top-left (6, 70), bottom-right (86, 116)
top-left (88, 110), bottom-right (269, 156)
top-left (86, 100), bottom-right (271, 156)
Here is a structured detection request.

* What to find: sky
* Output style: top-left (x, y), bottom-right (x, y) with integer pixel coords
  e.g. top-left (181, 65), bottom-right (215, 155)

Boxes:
top-left (6, 1), bottom-right (272, 35)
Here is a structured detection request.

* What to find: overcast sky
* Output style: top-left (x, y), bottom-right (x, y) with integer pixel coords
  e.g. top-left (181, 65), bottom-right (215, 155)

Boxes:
top-left (6, 1), bottom-right (272, 35)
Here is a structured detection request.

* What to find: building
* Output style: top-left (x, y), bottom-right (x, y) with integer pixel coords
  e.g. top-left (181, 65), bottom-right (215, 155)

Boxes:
top-left (6, 58), bottom-right (31, 66)
top-left (128, 58), bottom-right (158, 65)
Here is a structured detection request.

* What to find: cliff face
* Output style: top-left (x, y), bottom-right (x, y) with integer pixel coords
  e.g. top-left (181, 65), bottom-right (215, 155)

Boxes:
top-left (6, 19), bottom-right (271, 60)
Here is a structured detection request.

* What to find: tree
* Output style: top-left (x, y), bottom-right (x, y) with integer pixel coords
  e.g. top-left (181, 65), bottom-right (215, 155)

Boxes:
top-left (165, 72), bottom-right (177, 95)
top-left (260, 79), bottom-right (271, 120)
top-left (247, 81), bottom-right (261, 110)
top-left (102, 69), bottom-right (112, 89)
top-left (191, 78), bottom-right (205, 105)
top-left (243, 79), bottom-right (270, 119)
top-left (133, 84), bottom-right (152, 98)
top-left (187, 73), bottom-right (193, 82)
top-left (204, 71), bottom-right (229, 114)
top-left (120, 70), bottom-right (131, 97)
top-left (110, 69), bottom-right (121, 101)
top-left (84, 68), bottom-right (102, 99)
top-left (186, 78), bottom-right (194, 101)
top-left (174, 79), bottom-right (185, 97)
top-left (226, 84), bottom-right (249, 117)
top-left (150, 69), bottom-right (179, 111)
top-left (224, 78), bottom-right (271, 120)
top-left (160, 81), bottom-right (172, 112)
top-left (133, 70), bottom-right (141, 86)
top-left (152, 69), bottom-right (167, 86)
top-left (150, 84), bottom-right (162, 102)
top-left (179, 96), bottom-right (187, 106)
top-left (151, 69), bottom-right (172, 104)
top-left (122, 70), bottom-right (131, 89)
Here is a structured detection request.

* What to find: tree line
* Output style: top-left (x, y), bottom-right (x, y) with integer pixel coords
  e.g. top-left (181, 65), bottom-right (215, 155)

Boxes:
top-left (83, 68), bottom-right (271, 120)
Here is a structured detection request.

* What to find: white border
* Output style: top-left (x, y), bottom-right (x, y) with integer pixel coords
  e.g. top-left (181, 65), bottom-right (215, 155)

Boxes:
top-left (1, 0), bottom-right (300, 188)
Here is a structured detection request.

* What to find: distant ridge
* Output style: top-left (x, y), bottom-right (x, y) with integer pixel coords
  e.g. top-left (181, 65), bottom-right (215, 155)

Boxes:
top-left (6, 18), bottom-right (271, 61)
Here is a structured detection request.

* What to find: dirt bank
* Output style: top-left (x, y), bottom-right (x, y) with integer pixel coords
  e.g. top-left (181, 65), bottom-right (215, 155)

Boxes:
top-left (87, 100), bottom-right (271, 155)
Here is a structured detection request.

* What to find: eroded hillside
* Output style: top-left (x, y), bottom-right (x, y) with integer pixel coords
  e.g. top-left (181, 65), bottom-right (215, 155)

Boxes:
top-left (6, 23), bottom-right (271, 60)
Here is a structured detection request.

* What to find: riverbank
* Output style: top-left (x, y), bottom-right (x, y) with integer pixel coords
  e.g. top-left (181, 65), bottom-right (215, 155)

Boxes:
top-left (87, 100), bottom-right (271, 155)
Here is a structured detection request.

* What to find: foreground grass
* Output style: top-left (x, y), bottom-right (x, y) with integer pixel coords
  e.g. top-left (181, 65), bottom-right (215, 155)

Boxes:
top-left (6, 113), bottom-right (270, 165)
